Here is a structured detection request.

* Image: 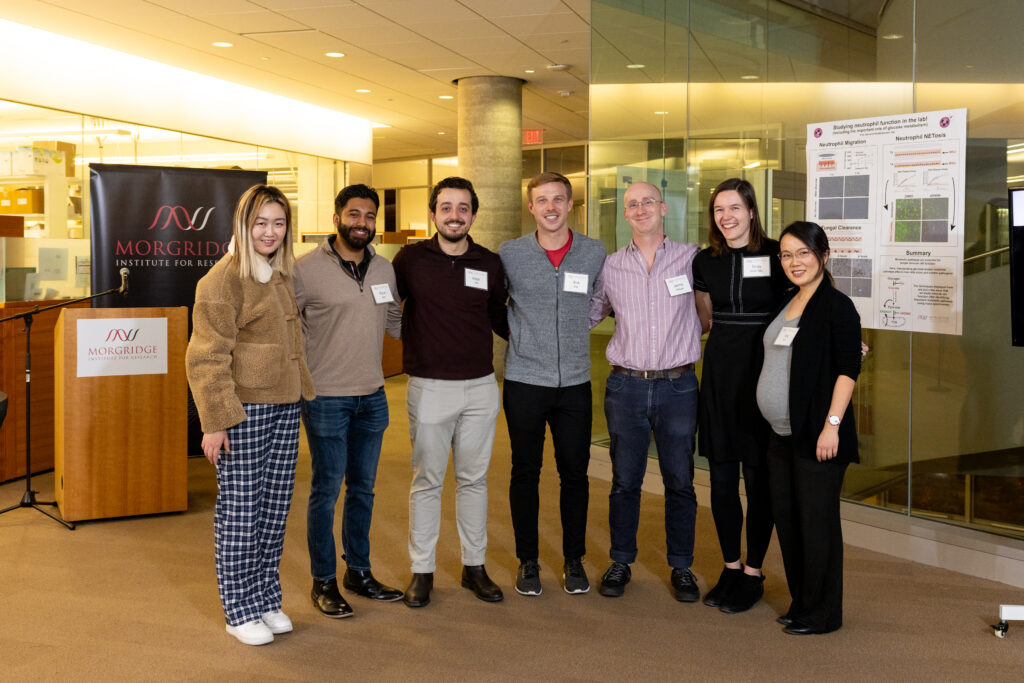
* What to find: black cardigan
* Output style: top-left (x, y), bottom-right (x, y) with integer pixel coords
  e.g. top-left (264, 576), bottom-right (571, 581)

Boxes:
top-left (780, 278), bottom-right (862, 464)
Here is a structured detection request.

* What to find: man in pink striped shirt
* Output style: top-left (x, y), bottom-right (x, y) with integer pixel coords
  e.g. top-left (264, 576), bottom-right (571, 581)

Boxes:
top-left (588, 181), bottom-right (703, 603)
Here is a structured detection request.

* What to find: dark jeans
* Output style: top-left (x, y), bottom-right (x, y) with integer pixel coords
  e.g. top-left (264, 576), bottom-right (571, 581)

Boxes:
top-left (767, 432), bottom-right (848, 632)
top-left (303, 388), bottom-right (389, 580)
top-left (709, 459), bottom-right (774, 568)
top-left (604, 370), bottom-right (698, 569)
top-left (504, 380), bottom-right (592, 561)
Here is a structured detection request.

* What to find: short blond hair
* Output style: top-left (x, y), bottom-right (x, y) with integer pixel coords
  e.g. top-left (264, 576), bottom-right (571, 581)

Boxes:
top-left (232, 184), bottom-right (294, 281)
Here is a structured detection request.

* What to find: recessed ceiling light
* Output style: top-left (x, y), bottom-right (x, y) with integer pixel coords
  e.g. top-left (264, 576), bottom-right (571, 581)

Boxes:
top-left (355, 89), bottom-right (371, 93)
top-left (653, 111), bottom-right (668, 115)
top-left (438, 95), bottom-right (454, 100)
top-left (546, 63), bottom-right (570, 71)
top-left (212, 42), bottom-right (233, 48)
top-left (524, 69), bottom-right (535, 74)
top-left (740, 74), bottom-right (759, 80)
top-left (325, 52), bottom-right (345, 58)
top-left (626, 64), bottom-right (645, 69)
top-left (438, 131), bottom-right (446, 135)
top-left (260, 56), bottom-right (269, 61)
top-left (881, 33), bottom-right (903, 40)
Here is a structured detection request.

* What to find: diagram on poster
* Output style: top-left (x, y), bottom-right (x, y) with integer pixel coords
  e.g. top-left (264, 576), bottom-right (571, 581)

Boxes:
top-left (807, 109), bottom-right (966, 335)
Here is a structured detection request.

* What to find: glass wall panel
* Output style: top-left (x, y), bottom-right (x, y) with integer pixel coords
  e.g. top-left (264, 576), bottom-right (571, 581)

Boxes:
top-left (589, 0), bottom-right (1024, 539)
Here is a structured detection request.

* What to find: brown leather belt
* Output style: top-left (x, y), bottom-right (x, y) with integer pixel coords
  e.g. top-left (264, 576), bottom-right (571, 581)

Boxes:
top-left (611, 364), bottom-right (693, 380)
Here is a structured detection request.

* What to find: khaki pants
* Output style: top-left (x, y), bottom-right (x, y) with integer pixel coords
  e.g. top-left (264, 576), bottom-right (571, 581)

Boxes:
top-left (406, 374), bottom-right (500, 573)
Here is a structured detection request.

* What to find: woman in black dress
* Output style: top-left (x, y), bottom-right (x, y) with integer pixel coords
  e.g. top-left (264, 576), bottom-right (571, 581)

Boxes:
top-left (693, 178), bottom-right (789, 614)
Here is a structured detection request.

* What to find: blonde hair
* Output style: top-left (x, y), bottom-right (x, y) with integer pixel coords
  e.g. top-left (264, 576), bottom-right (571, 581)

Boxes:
top-left (232, 184), bottom-right (294, 280)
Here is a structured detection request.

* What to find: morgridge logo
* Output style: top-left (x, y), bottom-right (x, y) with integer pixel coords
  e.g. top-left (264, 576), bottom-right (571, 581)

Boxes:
top-left (105, 328), bottom-right (141, 342)
top-left (147, 205), bottom-right (216, 231)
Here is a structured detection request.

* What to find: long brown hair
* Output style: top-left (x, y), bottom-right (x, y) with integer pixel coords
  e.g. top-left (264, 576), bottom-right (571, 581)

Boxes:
top-left (707, 178), bottom-right (767, 257)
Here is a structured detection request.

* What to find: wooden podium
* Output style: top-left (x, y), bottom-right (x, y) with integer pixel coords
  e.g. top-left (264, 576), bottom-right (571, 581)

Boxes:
top-left (54, 307), bottom-right (188, 522)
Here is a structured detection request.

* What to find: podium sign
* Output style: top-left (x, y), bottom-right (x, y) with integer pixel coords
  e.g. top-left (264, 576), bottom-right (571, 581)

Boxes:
top-left (76, 317), bottom-right (168, 377)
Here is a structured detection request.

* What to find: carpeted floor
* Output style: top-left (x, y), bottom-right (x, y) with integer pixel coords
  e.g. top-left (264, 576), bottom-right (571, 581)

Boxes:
top-left (1, 375), bottom-right (1022, 681)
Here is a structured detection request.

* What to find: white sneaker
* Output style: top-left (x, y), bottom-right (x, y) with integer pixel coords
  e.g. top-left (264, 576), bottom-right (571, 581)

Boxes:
top-left (226, 620), bottom-right (274, 646)
top-left (260, 610), bottom-right (293, 634)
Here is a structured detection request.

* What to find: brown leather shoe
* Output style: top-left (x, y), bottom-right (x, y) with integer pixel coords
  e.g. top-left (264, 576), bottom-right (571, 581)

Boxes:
top-left (461, 565), bottom-right (503, 602)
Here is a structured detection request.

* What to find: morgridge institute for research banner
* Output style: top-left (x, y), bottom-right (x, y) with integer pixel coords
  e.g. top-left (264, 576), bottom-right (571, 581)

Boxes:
top-left (89, 164), bottom-right (268, 453)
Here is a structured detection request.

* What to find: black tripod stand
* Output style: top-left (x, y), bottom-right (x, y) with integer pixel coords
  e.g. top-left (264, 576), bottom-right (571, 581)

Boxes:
top-left (0, 273), bottom-right (127, 529)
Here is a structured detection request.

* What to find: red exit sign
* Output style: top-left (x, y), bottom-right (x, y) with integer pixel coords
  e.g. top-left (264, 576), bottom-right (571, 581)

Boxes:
top-left (522, 129), bottom-right (544, 145)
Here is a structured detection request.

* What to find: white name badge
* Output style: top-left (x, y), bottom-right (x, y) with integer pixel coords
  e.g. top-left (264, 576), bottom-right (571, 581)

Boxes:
top-left (774, 326), bottom-right (799, 346)
top-left (743, 256), bottom-right (771, 278)
top-left (665, 274), bottom-right (692, 296)
top-left (371, 283), bottom-right (394, 304)
top-left (563, 272), bottom-right (588, 294)
top-left (464, 268), bottom-right (488, 290)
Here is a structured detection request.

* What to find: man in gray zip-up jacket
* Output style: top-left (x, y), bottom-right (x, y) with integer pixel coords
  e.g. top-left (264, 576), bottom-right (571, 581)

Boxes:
top-left (498, 171), bottom-right (606, 597)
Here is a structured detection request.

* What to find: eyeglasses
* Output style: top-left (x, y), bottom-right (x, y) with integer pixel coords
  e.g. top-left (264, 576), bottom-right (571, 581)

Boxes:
top-left (626, 198), bottom-right (661, 210)
top-left (779, 249), bottom-right (814, 263)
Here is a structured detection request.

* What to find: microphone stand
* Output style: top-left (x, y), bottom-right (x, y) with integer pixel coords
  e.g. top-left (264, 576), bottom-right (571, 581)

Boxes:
top-left (0, 280), bottom-right (127, 529)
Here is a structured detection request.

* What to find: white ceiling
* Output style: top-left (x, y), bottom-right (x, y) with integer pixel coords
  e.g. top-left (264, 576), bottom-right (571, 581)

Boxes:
top-left (1, 0), bottom-right (592, 160)
top-left (1, 1), bottom-right (890, 161)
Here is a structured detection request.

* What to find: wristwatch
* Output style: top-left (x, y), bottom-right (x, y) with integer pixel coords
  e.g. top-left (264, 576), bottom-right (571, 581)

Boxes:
top-left (827, 415), bottom-right (841, 426)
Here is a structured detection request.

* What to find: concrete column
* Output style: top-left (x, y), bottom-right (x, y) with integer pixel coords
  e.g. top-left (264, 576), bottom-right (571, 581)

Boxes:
top-left (456, 76), bottom-right (523, 251)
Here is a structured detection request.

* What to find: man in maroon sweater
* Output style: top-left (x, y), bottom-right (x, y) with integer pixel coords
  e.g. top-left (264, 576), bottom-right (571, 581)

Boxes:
top-left (392, 177), bottom-right (509, 608)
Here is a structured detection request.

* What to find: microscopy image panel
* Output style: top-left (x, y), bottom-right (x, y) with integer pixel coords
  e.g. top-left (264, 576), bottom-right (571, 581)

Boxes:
top-left (922, 220), bottom-right (948, 242)
top-left (820, 176), bottom-right (844, 198)
top-left (833, 277), bottom-right (852, 296)
top-left (819, 198), bottom-right (843, 219)
top-left (895, 220), bottom-right (921, 241)
top-left (895, 198), bottom-right (922, 220)
top-left (851, 259), bottom-right (872, 277)
top-left (845, 175), bottom-right (870, 197)
top-left (830, 258), bottom-right (852, 276)
top-left (922, 197), bottom-right (948, 220)
top-left (851, 278), bottom-right (872, 297)
top-left (844, 197), bottom-right (870, 220)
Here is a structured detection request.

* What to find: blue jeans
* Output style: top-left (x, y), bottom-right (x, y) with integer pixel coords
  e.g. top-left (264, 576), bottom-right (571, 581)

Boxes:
top-left (303, 388), bottom-right (389, 580)
top-left (604, 370), bottom-right (698, 569)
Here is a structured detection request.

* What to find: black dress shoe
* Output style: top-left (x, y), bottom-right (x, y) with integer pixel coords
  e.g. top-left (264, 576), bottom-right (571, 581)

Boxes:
top-left (343, 568), bottom-right (404, 601)
top-left (670, 567), bottom-right (700, 603)
top-left (783, 622), bottom-right (822, 635)
top-left (461, 565), bottom-right (504, 602)
top-left (599, 562), bottom-right (631, 597)
top-left (403, 573), bottom-right (433, 608)
top-left (719, 573), bottom-right (765, 614)
top-left (311, 578), bottom-right (354, 618)
top-left (776, 614), bottom-right (794, 626)
top-left (703, 566), bottom-right (743, 607)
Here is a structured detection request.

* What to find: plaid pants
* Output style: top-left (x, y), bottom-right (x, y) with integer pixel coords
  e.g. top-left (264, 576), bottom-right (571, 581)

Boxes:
top-left (215, 402), bottom-right (301, 626)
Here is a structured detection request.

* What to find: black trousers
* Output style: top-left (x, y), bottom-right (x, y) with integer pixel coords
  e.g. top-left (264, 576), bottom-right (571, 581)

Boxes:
top-left (504, 380), bottom-right (592, 561)
top-left (767, 432), bottom-right (848, 633)
top-left (709, 458), bottom-right (774, 568)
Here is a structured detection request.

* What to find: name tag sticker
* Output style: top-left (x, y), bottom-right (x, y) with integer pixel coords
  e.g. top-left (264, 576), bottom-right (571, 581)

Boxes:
top-left (464, 268), bottom-right (488, 290)
top-left (665, 274), bottom-right (692, 296)
top-left (774, 327), bottom-right (799, 346)
top-left (371, 283), bottom-right (394, 304)
top-left (563, 272), bottom-right (588, 294)
top-left (743, 256), bottom-right (771, 278)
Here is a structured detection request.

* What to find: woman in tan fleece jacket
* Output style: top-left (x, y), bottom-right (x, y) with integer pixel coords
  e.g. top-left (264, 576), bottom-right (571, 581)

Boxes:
top-left (186, 184), bottom-right (314, 646)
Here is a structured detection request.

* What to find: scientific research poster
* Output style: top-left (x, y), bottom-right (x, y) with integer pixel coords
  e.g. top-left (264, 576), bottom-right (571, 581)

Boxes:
top-left (806, 109), bottom-right (966, 335)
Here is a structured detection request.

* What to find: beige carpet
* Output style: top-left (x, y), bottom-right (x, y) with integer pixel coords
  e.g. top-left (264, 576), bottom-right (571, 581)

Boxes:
top-left (1, 375), bottom-right (1022, 681)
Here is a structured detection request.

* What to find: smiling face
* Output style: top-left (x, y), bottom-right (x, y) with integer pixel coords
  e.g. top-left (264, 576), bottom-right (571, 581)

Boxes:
top-left (250, 201), bottom-right (288, 257)
top-left (430, 187), bottom-right (476, 244)
top-left (334, 197), bottom-right (377, 251)
top-left (529, 181), bottom-right (573, 236)
top-left (780, 233), bottom-right (828, 289)
top-left (712, 189), bottom-right (754, 248)
top-left (623, 182), bottom-right (667, 238)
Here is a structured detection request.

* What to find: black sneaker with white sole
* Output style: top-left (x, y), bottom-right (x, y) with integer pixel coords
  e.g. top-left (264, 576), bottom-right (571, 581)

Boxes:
top-left (563, 557), bottom-right (590, 594)
top-left (515, 559), bottom-right (542, 596)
